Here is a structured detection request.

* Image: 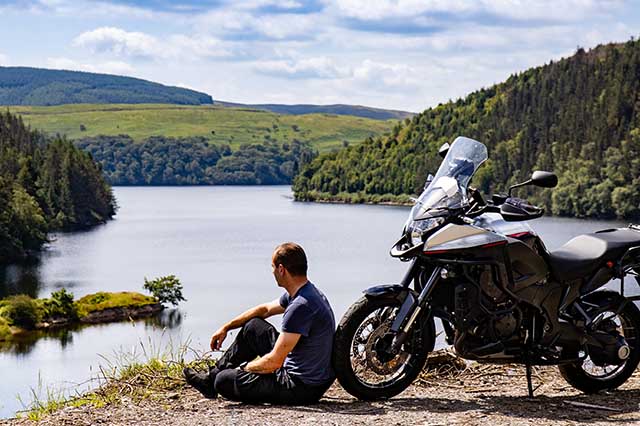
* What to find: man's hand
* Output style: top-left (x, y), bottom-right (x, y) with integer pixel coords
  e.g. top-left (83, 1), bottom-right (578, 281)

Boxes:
top-left (209, 299), bottom-right (284, 351)
top-left (210, 326), bottom-right (228, 351)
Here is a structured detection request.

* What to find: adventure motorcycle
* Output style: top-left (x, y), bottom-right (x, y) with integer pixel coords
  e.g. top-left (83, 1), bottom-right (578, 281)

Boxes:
top-left (333, 136), bottom-right (640, 399)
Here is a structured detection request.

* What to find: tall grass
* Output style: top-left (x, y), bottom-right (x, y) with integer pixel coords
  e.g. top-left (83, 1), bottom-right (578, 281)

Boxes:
top-left (15, 331), bottom-right (214, 421)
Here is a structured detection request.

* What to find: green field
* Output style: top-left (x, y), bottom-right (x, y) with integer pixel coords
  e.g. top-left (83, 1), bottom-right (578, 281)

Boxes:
top-left (5, 103), bottom-right (396, 152)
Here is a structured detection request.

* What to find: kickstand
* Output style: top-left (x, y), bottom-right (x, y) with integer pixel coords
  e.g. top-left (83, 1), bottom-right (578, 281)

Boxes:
top-left (525, 361), bottom-right (534, 398)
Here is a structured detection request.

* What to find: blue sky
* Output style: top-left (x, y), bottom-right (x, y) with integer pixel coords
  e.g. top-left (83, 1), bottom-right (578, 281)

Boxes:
top-left (0, 0), bottom-right (639, 111)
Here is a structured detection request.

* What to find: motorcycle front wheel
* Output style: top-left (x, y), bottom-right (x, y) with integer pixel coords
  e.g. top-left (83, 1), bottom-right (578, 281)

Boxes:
top-left (332, 295), bottom-right (435, 400)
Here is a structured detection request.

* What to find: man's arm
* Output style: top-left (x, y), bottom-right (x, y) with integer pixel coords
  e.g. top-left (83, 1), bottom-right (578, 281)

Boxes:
top-left (210, 299), bottom-right (285, 350)
top-left (244, 332), bottom-right (301, 374)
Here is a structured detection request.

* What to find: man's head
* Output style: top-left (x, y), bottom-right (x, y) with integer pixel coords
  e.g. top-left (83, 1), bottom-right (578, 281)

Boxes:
top-left (271, 242), bottom-right (308, 288)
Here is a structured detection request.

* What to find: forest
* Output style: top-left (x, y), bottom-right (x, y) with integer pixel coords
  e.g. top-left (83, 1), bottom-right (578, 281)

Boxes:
top-left (0, 67), bottom-right (212, 106)
top-left (293, 39), bottom-right (640, 220)
top-left (76, 136), bottom-right (317, 185)
top-left (0, 111), bottom-right (116, 263)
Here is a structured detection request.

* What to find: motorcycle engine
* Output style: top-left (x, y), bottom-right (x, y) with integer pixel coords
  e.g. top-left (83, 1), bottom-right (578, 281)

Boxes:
top-left (453, 266), bottom-right (521, 357)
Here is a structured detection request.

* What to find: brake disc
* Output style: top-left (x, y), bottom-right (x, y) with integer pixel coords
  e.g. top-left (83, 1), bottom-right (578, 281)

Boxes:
top-left (364, 322), bottom-right (409, 375)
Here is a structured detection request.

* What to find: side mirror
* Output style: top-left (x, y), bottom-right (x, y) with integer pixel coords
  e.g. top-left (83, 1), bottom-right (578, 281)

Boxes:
top-left (530, 171), bottom-right (557, 188)
top-left (508, 170), bottom-right (558, 196)
top-left (438, 143), bottom-right (450, 158)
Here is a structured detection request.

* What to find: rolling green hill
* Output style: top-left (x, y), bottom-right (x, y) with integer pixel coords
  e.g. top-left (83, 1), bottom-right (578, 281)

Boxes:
top-left (293, 39), bottom-right (640, 220)
top-left (214, 101), bottom-right (414, 120)
top-left (7, 103), bottom-right (394, 152)
top-left (0, 67), bottom-right (212, 105)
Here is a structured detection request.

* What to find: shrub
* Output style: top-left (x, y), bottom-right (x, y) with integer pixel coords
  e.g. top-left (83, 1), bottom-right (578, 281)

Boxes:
top-left (0, 316), bottom-right (11, 341)
top-left (2, 295), bottom-right (42, 329)
top-left (42, 288), bottom-right (77, 320)
top-left (143, 275), bottom-right (186, 307)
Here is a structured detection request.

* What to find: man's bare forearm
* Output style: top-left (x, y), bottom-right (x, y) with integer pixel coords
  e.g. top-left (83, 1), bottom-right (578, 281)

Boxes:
top-left (245, 354), bottom-right (280, 374)
top-left (221, 304), bottom-right (269, 332)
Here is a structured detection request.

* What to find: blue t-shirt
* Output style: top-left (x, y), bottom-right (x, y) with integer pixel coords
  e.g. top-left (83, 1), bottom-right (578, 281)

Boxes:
top-left (279, 281), bottom-right (335, 385)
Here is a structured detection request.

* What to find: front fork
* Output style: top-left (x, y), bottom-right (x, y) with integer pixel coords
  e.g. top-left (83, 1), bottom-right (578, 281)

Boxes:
top-left (389, 262), bottom-right (442, 353)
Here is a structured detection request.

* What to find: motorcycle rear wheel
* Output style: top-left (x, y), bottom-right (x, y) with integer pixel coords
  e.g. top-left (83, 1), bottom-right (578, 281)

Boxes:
top-left (559, 291), bottom-right (640, 393)
top-left (332, 295), bottom-right (435, 400)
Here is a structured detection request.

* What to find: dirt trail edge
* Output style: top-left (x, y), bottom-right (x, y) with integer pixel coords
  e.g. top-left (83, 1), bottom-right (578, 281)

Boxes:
top-left (3, 360), bottom-right (640, 425)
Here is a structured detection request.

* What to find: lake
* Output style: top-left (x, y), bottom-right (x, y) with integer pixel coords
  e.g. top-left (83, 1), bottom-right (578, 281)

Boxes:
top-left (0, 186), bottom-right (630, 418)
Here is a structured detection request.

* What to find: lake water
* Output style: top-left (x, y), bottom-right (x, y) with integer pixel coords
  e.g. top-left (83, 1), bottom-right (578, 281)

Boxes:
top-left (0, 186), bottom-right (631, 418)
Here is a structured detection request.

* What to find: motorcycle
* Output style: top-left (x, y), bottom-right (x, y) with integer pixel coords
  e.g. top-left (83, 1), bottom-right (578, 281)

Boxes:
top-left (333, 136), bottom-right (640, 399)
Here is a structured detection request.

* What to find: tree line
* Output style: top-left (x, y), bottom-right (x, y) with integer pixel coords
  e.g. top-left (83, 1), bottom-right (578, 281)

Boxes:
top-left (293, 39), bottom-right (640, 220)
top-left (75, 136), bottom-right (317, 186)
top-left (0, 111), bottom-right (116, 263)
top-left (0, 66), bottom-right (213, 106)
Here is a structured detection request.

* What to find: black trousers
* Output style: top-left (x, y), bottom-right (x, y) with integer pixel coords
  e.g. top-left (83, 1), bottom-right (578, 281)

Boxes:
top-left (211, 317), bottom-right (333, 405)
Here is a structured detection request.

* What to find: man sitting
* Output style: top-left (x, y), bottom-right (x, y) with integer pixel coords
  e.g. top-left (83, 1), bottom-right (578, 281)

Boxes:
top-left (183, 242), bottom-right (335, 404)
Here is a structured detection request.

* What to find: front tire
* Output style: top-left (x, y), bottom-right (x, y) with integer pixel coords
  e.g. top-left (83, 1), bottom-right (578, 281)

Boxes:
top-left (559, 291), bottom-right (640, 393)
top-left (333, 295), bottom-right (435, 400)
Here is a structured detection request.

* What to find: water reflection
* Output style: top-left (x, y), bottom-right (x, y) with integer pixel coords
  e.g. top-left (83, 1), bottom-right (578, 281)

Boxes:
top-left (145, 308), bottom-right (183, 329)
top-left (0, 261), bottom-right (43, 299)
top-left (0, 325), bottom-right (76, 355)
top-left (0, 310), bottom-right (183, 356)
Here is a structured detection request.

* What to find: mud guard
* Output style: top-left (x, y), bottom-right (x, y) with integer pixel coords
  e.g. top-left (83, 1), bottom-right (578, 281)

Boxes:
top-left (362, 284), bottom-right (436, 352)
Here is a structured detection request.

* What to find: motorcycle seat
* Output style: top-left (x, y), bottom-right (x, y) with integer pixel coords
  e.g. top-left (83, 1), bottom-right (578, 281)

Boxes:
top-left (548, 228), bottom-right (640, 282)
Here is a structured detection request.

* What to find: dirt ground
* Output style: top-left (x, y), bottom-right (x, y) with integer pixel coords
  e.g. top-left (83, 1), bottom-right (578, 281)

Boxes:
top-left (3, 362), bottom-right (640, 426)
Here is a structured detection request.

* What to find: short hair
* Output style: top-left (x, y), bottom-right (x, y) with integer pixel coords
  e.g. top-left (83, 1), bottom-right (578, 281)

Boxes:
top-left (273, 242), bottom-right (308, 277)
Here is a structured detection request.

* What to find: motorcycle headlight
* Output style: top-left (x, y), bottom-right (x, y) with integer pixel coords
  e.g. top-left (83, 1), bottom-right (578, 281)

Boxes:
top-left (407, 217), bottom-right (445, 246)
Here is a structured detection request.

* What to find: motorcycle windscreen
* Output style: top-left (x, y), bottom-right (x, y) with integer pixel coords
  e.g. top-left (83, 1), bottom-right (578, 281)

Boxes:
top-left (411, 137), bottom-right (488, 221)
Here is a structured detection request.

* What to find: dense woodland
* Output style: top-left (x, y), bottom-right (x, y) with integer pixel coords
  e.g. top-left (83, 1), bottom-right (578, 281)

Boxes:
top-left (293, 39), bottom-right (640, 220)
top-left (0, 67), bottom-right (212, 106)
top-left (76, 136), bottom-right (316, 185)
top-left (0, 111), bottom-right (116, 263)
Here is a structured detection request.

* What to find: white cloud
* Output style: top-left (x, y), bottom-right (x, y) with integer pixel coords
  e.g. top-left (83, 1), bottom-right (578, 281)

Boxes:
top-left (195, 9), bottom-right (320, 41)
top-left (73, 27), bottom-right (160, 59)
top-left (256, 57), bottom-right (350, 79)
top-left (15, 0), bottom-right (158, 19)
top-left (46, 57), bottom-right (135, 75)
top-left (330, 0), bottom-right (620, 24)
top-left (73, 27), bottom-right (232, 61)
top-left (351, 60), bottom-right (420, 89)
top-left (0, 53), bottom-right (8, 65)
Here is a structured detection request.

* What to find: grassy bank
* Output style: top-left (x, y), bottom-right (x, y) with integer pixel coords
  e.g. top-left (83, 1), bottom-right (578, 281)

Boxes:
top-left (5, 104), bottom-right (395, 153)
top-left (0, 290), bottom-right (159, 343)
top-left (294, 190), bottom-right (413, 206)
top-left (17, 338), bottom-right (208, 421)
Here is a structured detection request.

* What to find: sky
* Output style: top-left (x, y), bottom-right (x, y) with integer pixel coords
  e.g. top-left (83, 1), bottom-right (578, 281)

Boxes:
top-left (0, 0), bottom-right (639, 112)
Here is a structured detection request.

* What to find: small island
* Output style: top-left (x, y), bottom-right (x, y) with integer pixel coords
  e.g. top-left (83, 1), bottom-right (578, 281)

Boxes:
top-left (0, 275), bottom-right (184, 344)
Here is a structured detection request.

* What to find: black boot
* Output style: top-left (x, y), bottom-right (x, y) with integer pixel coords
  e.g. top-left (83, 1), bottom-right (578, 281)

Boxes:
top-left (183, 367), bottom-right (218, 398)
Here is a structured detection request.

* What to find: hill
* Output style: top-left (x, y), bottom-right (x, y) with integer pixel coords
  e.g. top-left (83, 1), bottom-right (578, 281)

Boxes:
top-left (0, 111), bottom-right (116, 263)
top-left (0, 67), bottom-right (212, 106)
top-left (293, 39), bottom-right (640, 220)
top-left (214, 101), bottom-right (414, 120)
top-left (7, 103), bottom-right (393, 153)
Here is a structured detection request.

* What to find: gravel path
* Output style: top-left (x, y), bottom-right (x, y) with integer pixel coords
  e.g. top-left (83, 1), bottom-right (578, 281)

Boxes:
top-left (3, 365), bottom-right (640, 425)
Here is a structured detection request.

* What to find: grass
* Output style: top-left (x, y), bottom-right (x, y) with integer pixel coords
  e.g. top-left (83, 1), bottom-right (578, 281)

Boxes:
top-left (17, 335), bottom-right (213, 421)
top-left (5, 103), bottom-right (396, 152)
top-left (75, 292), bottom-right (157, 318)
